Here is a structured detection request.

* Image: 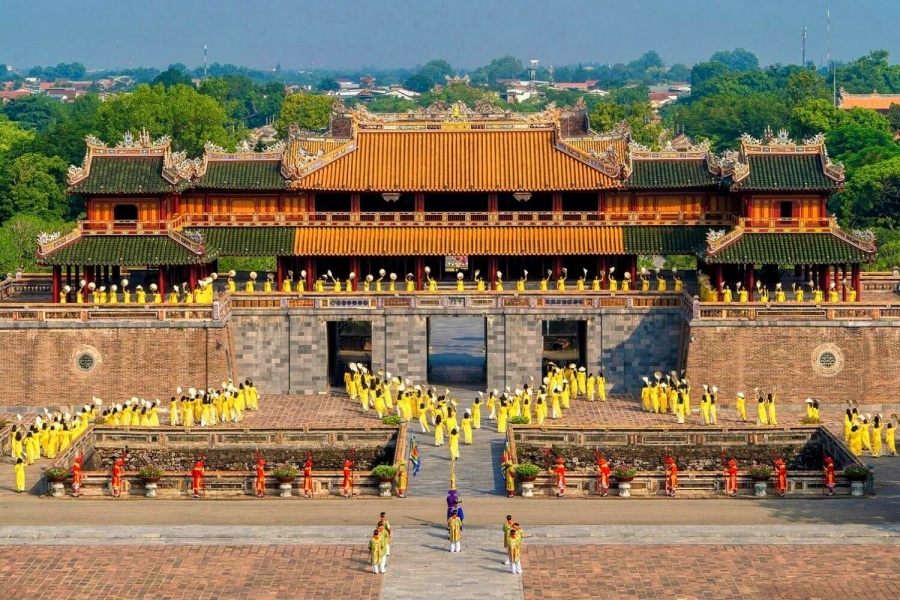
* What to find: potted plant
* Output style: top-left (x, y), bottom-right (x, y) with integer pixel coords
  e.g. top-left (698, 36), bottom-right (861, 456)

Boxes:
top-left (747, 466), bottom-right (772, 482)
top-left (138, 466), bottom-right (164, 484)
top-left (509, 416), bottom-right (530, 426)
top-left (271, 464), bottom-right (298, 484)
top-left (44, 467), bottom-right (70, 483)
top-left (612, 465), bottom-right (637, 483)
top-left (843, 466), bottom-right (869, 481)
top-left (515, 463), bottom-right (541, 482)
top-left (382, 415), bottom-right (402, 426)
top-left (800, 416), bottom-right (820, 425)
top-left (372, 464), bottom-right (398, 483)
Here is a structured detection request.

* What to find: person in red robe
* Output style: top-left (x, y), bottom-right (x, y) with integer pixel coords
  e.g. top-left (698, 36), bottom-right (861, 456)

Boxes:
top-left (303, 460), bottom-right (313, 499)
top-left (774, 459), bottom-right (787, 497)
top-left (110, 458), bottom-right (124, 498)
top-left (191, 459), bottom-right (205, 498)
top-left (342, 460), bottom-right (353, 498)
top-left (726, 459), bottom-right (738, 497)
top-left (553, 457), bottom-right (566, 497)
top-left (664, 457), bottom-right (678, 497)
top-left (71, 455), bottom-right (83, 498)
top-left (254, 456), bottom-right (266, 498)
top-left (597, 458), bottom-right (611, 497)
top-left (823, 456), bottom-right (836, 497)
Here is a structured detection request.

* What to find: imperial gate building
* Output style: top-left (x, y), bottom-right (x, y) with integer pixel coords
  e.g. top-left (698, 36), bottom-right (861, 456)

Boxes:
top-left (19, 102), bottom-right (892, 404)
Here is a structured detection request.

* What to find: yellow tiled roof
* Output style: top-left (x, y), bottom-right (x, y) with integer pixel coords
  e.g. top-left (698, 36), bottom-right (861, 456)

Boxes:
top-left (296, 130), bottom-right (621, 192)
top-left (293, 226), bottom-right (625, 256)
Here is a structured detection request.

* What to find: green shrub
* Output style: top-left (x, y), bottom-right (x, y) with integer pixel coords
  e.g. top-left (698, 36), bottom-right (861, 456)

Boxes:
top-left (746, 466), bottom-right (772, 478)
top-left (382, 415), bottom-right (402, 426)
top-left (612, 465), bottom-right (637, 478)
top-left (44, 467), bottom-right (70, 479)
top-left (271, 465), bottom-right (298, 478)
top-left (515, 463), bottom-right (541, 477)
top-left (843, 465), bottom-right (870, 479)
top-left (508, 416), bottom-right (530, 425)
top-left (371, 465), bottom-right (397, 479)
top-left (138, 466), bottom-right (164, 479)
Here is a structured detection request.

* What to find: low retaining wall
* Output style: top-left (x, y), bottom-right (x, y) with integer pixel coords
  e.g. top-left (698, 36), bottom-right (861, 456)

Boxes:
top-left (508, 424), bottom-right (867, 497)
top-left (46, 425), bottom-right (408, 498)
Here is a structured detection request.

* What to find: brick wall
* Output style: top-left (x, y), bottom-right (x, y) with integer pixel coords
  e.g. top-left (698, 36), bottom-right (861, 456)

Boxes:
top-left (686, 322), bottom-right (900, 405)
top-left (0, 324), bottom-right (232, 409)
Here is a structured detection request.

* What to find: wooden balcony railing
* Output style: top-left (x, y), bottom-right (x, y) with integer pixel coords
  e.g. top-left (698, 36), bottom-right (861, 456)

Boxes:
top-left (734, 216), bottom-right (836, 231)
top-left (74, 211), bottom-right (736, 234)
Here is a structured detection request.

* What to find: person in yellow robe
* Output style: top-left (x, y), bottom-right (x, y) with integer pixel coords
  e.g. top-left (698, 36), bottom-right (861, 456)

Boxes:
top-left (539, 269), bottom-right (550, 291)
top-left (449, 427), bottom-right (460, 460)
top-left (535, 394), bottom-right (547, 425)
top-left (860, 417), bottom-right (872, 452)
top-left (168, 285), bottom-right (180, 304)
top-left (497, 400), bottom-right (509, 433)
top-left (507, 529), bottom-right (523, 574)
top-left (461, 411), bottom-right (473, 445)
top-left (872, 416), bottom-right (884, 457)
top-left (641, 379), bottom-right (652, 412)
top-left (471, 397), bottom-right (482, 429)
top-left (656, 268), bottom-right (667, 292)
top-left (14, 458), bottom-right (25, 493)
top-left (577, 367), bottom-right (587, 396)
top-left (828, 283), bottom-right (839, 303)
top-left (457, 272), bottom-right (465, 292)
top-left (848, 424), bottom-right (863, 456)
top-left (245, 272), bottom-right (257, 292)
top-left (639, 268), bottom-right (650, 292)
top-left (775, 283), bottom-right (786, 303)
top-left (448, 508), bottom-right (463, 552)
top-left (405, 274), bottom-right (415, 292)
top-left (556, 268), bottom-right (567, 291)
top-left (757, 395), bottom-right (769, 426)
top-left (368, 529), bottom-right (384, 574)
top-left (516, 271), bottom-right (527, 292)
top-left (736, 392), bottom-right (747, 422)
top-left (434, 414), bottom-right (444, 446)
top-left (885, 422), bottom-right (897, 456)
top-left (622, 272), bottom-right (631, 291)
top-left (597, 372), bottom-right (607, 402)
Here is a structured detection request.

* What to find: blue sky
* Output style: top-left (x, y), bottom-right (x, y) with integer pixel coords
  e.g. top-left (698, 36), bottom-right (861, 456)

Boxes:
top-left (1, 0), bottom-right (898, 71)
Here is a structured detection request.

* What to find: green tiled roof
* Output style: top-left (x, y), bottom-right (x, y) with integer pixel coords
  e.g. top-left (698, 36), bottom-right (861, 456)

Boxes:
top-left (733, 154), bottom-right (841, 191)
top-left (627, 159), bottom-right (718, 188)
top-left (189, 160), bottom-right (286, 190)
top-left (623, 226), bottom-right (715, 255)
top-left (190, 227), bottom-right (295, 256)
top-left (39, 235), bottom-right (210, 266)
top-left (704, 233), bottom-right (872, 265)
top-left (71, 157), bottom-right (173, 194)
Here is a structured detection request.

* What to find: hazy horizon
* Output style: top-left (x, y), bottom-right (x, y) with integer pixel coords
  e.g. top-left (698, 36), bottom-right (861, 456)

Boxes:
top-left (2, 0), bottom-right (899, 72)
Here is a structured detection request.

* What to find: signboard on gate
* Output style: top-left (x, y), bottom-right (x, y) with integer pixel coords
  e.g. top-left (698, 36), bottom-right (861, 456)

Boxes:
top-left (445, 256), bottom-right (469, 272)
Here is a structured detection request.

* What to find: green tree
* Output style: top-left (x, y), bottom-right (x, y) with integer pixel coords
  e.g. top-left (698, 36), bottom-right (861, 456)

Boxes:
top-left (689, 61), bottom-right (729, 95)
top-left (0, 213), bottom-right (72, 273)
top-left (152, 68), bottom-right (194, 89)
top-left (317, 77), bottom-right (340, 92)
top-left (418, 85), bottom-right (501, 109)
top-left (783, 69), bottom-right (829, 106)
top-left (887, 104), bottom-right (900, 136)
top-left (94, 83), bottom-right (235, 155)
top-left (472, 55), bottom-right (524, 83)
top-left (0, 118), bottom-right (34, 156)
top-left (667, 63), bottom-right (692, 82)
top-left (275, 92), bottom-right (334, 136)
top-left (826, 124), bottom-right (900, 175)
top-left (1, 95), bottom-right (66, 133)
top-left (363, 96), bottom-right (419, 113)
top-left (675, 92), bottom-right (790, 150)
top-left (0, 153), bottom-right (69, 222)
top-left (709, 48), bottom-right (760, 72)
top-left (833, 156), bottom-right (900, 229)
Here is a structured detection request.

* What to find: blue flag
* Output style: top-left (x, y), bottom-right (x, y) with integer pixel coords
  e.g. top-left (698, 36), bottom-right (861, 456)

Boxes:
top-left (409, 433), bottom-right (421, 476)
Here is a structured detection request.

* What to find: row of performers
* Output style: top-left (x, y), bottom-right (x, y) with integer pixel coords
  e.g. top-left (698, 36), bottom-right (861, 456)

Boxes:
top-left (844, 410), bottom-right (898, 457)
top-left (240, 267), bottom-right (684, 294)
top-left (500, 456), bottom-right (842, 498)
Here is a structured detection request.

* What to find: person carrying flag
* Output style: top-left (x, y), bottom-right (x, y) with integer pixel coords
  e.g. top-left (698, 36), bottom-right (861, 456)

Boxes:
top-left (409, 433), bottom-right (421, 477)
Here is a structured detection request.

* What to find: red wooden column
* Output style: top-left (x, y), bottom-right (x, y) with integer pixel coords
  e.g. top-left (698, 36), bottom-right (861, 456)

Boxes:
top-left (189, 266), bottom-right (198, 291)
top-left (307, 193), bottom-right (316, 215)
top-left (350, 193), bottom-right (361, 216)
top-left (487, 193), bottom-right (498, 217)
top-left (821, 264), bottom-right (831, 296)
top-left (852, 264), bottom-right (861, 301)
top-left (65, 266), bottom-right (72, 288)
top-left (306, 257), bottom-right (315, 291)
top-left (52, 265), bottom-right (61, 303)
top-left (350, 257), bottom-right (361, 291)
top-left (552, 192), bottom-right (563, 220)
top-left (488, 256), bottom-right (499, 288)
top-left (552, 256), bottom-right (563, 281)
top-left (157, 267), bottom-right (166, 297)
top-left (630, 256), bottom-right (638, 290)
top-left (276, 256), bottom-right (285, 290)
top-left (746, 264), bottom-right (755, 299)
top-left (414, 193), bottom-right (425, 220)
top-left (415, 257), bottom-right (424, 290)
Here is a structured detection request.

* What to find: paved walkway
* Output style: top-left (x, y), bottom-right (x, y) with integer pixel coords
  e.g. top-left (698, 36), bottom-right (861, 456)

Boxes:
top-left (1, 524), bottom-right (899, 599)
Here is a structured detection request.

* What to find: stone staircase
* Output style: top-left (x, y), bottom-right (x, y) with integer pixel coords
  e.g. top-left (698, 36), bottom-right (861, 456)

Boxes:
top-left (405, 408), bottom-right (506, 498)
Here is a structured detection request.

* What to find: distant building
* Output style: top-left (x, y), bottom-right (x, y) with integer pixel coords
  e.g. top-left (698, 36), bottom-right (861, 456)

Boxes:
top-left (335, 78), bottom-right (358, 90)
top-left (838, 88), bottom-right (900, 113)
